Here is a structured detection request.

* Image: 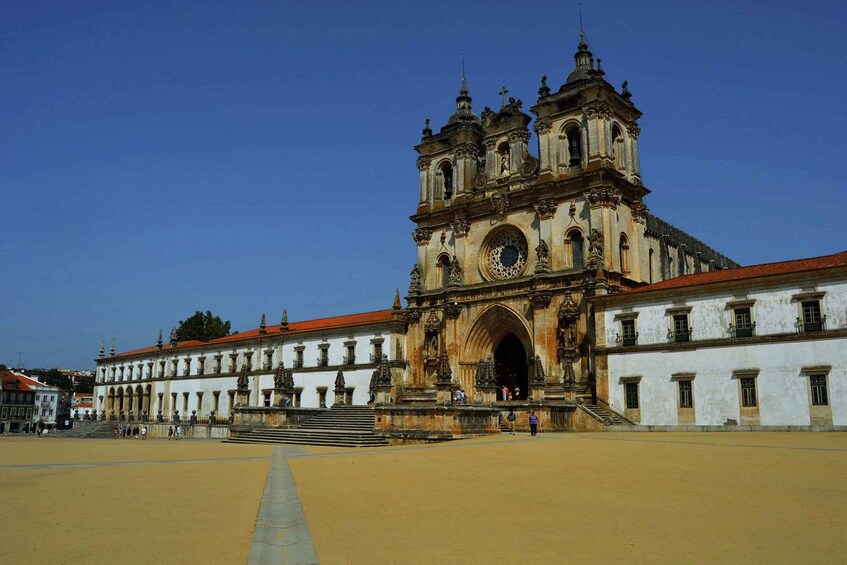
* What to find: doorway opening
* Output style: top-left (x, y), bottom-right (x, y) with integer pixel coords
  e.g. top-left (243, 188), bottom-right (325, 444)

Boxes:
top-left (494, 333), bottom-right (528, 400)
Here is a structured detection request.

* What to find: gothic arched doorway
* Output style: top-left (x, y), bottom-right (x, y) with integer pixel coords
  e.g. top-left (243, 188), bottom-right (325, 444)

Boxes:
top-left (494, 333), bottom-right (528, 400)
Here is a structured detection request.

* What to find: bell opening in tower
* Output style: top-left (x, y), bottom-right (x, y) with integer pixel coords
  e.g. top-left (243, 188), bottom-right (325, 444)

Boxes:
top-left (494, 333), bottom-right (528, 401)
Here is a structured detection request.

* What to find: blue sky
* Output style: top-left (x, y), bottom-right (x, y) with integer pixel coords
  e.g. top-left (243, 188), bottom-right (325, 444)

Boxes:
top-left (2, 1), bottom-right (845, 370)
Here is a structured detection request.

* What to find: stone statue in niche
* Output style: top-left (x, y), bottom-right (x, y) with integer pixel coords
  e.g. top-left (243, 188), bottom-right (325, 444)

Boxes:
top-left (425, 333), bottom-right (439, 359)
top-left (588, 229), bottom-right (604, 258)
top-left (612, 129), bottom-right (625, 171)
top-left (500, 151), bottom-right (511, 176)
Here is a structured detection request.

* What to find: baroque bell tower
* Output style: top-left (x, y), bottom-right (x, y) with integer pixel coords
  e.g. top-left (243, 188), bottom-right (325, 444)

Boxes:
top-left (401, 30), bottom-right (653, 407)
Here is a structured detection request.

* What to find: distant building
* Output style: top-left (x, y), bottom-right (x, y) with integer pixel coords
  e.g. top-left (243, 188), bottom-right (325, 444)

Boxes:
top-left (71, 392), bottom-right (94, 420)
top-left (1, 371), bottom-right (35, 432)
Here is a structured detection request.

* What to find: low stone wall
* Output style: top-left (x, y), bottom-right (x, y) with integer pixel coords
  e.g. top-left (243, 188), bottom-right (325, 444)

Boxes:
top-left (375, 403), bottom-right (577, 441)
top-left (131, 423), bottom-right (230, 439)
top-left (231, 406), bottom-right (325, 431)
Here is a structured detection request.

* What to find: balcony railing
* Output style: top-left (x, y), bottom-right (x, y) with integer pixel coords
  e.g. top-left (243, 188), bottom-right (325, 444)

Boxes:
top-left (293, 359), bottom-right (304, 369)
top-left (796, 316), bottom-right (826, 333)
top-left (729, 322), bottom-right (756, 338)
top-left (317, 358), bottom-right (329, 367)
top-left (616, 333), bottom-right (639, 347)
top-left (668, 328), bottom-right (693, 343)
top-left (343, 354), bottom-right (356, 365)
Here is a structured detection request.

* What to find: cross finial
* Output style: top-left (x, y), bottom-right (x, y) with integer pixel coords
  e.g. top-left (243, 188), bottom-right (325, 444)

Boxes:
top-left (499, 86), bottom-right (509, 106)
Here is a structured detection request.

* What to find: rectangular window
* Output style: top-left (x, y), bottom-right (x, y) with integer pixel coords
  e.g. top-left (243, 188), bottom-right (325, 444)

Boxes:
top-left (319, 348), bottom-right (329, 367)
top-left (734, 307), bottom-right (753, 338)
top-left (810, 375), bottom-right (828, 406)
top-left (373, 342), bottom-right (383, 361)
top-left (295, 349), bottom-right (304, 369)
top-left (621, 319), bottom-right (637, 346)
top-left (0, 407), bottom-right (6, 419)
top-left (263, 392), bottom-right (271, 407)
top-left (678, 380), bottom-right (693, 408)
top-left (345, 345), bottom-right (356, 365)
top-left (802, 301), bottom-right (823, 332)
top-left (673, 314), bottom-right (690, 343)
top-left (740, 378), bottom-right (757, 407)
top-left (625, 382), bottom-right (639, 409)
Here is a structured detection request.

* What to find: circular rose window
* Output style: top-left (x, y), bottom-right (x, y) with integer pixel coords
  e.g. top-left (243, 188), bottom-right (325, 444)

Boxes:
top-left (484, 229), bottom-right (528, 280)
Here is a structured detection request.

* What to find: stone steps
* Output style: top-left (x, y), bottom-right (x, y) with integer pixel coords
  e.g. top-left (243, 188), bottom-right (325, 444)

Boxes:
top-left (583, 404), bottom-right (630, 425)
top-left (53, 421), bottom-right (116, 439)
top-left (225, 405), bottom-right (388, 447)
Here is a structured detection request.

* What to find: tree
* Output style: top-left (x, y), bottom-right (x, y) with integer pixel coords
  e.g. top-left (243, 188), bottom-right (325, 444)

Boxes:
top-left (175, 310), bottom-right (231, 342)
top-left (42, 368), bottom-right (72, 391)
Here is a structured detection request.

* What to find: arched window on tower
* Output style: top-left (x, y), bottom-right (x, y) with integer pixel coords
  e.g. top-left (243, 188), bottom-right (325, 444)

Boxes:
top-left (619, 233), bottom-right (630, 274)
top-left (567, 230), bottom-right (584, 268)
top-left (440, 162), bottom-right (453, 200)
top-left (566, 127), bottom-right (582, 167)
top-left (437, 254), bottom-right (451, 288)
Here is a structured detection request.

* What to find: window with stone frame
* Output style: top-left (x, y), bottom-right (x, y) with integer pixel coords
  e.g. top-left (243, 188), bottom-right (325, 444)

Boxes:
top-left (620, 319), bottom-right (637, 347)
top-left (678, 380), bottom-right (693, 408)
top-left (213, 355), bottom-right (222, 374)
top-left (568, 230), bottom-right (584, 269)
top-left (158, 361), bottom-right (166, 378)
top-left (344, 344), bottom-right (356, 365)
top-left (624, 382), bottom-right (639, 409)
top-left (295, 347), bottom-right (304, 369)
top-left (733, 307), bottom-right (754, 338)
top-left (318, 345), bottom-right (329, 367)
top-left (672, 313), bottom-right (691, 343)
top-left (440, 161), bottom-right (453, 200)
top-left (229, 353), bottom-right (238, 373)
top-left (801, 300), bottom-right (824, 332)
top-left (740, 378), bottom-right (757, 407)
top-left (372, 340), bottom-right (383, 363)
top-left (264, 350), bottom-right (274, 371)
top-left (810, 374), bottom-right (829, 406)
top-left (183, 358), bottom-right (191, 376)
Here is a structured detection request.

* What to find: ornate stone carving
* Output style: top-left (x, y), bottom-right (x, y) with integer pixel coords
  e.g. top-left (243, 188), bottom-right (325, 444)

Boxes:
top-left (501, 97), bottom-right (524, 117)
top-left (408, 263), bottom-right (422, 296)
top-left (447, 255), bottom-right (463, 288)
top-left (627, 124), bottom-right (641, 138)
top-left (557, 292), bottom-right (580, 363)
top-left (412, 228), bottom-right (433, 246)
top-left (519, 154), bottom-right (539, 179)
top-left (531, 356), bottom-right (546, 386)
top-left (416, 156), bottom-right (431, 171)
top-left (538, 75), bottom-right (550, 97)
top-left (586, 186), bottom-right (622, 208)
top-left (533, 118), bottom-right (552, 134)
top-left (534, 239), bottom-right (550, 274)
top-left (404, 307), bottom-right (422, 324)
top-left (586, 229), bottom-right (605, 269)
top-left (369, 355), bottom-right (392, 391)
top-left (631, 201), bottom-right (649, 224)
top-left (528, 290), bottom-right (552, 310)
top-left (584, 101), bottom-right (612, 119)
top-left (563, 360), bottom-right (577, 385)
top-left (455, 144), bottom-right (480, 159)
top-left (491, 192), bottom-right (510, 218)
top-left (485, 229), bottom-right (528, 279)
top-left (473, 170), bottom-right (489, 190)
top-left (443, 302), bottom-right (462, 319)
top-left (236, 365), bottom-right (249, 390)
top-left (475, 355), bottom-right (498, 388)
top-left (509, 129), bottom-right (531, 144)
top-left (424, 309), bottom-right (441, 333)
top-left (451, 218), bottom-right (470, 238)
top-left (273, 363), bottom-right (285, 390)
top-left (334, 370), bottom-right (346, 392)
top-left (435, 352), bottom-right (452, 384)
top-left (533, 199), bottom-right (556, 219)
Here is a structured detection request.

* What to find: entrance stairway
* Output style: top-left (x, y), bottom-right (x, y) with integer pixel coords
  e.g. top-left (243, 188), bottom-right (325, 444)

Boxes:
top-left (225, 405), bottom-right (388, 448)
top-left (54, 420), bottom-right (116, 439)
top-left (581, 403), bottom-right (632, 426)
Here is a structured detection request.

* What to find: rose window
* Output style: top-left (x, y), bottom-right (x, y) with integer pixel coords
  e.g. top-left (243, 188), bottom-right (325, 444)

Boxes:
top-left (485, 230), bottom-right (528, 279)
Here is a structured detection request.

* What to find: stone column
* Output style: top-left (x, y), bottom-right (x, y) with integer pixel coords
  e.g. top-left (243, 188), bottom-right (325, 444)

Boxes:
top-left (534, 119), bottom-right (552, 173)
top-left (417, 156), bottom-right (431, 205)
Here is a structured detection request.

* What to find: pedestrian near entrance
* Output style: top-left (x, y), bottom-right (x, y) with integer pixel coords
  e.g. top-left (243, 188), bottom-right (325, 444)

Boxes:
top-left (501, 385), bottom-right (508, 402)
top-left (141, 426), bottom-right (147, 440)
top-left (529, 410), bottom-right (538, 436)
top-left (514, 386), bottom-right (520, 400)
top-left (507, 409), bottom-right (516, 435)
top-left (175, 425), bottom-right (181, 440)
top-left (167, 426), bottom-right (173, 440)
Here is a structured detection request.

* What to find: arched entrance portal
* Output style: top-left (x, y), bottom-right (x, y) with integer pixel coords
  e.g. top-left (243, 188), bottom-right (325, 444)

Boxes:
top-left (494, 334), bottom-right (528, 400)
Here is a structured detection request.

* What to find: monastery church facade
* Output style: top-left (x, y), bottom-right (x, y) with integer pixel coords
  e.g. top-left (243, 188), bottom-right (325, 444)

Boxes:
top-left (92, 32), bottom-right (846, 432)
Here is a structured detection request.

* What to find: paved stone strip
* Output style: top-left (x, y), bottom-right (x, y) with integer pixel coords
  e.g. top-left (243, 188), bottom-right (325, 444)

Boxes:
top-left (585, 434), bottom-right (847, 452)
top-left (248, 446), bottom-right (318, 565)
top-left (0, 455), bottom-right (271, 471)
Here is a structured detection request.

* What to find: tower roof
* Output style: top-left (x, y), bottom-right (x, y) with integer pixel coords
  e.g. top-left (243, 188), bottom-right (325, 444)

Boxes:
top-left (566, 31), bottom-right (595, 84)
top-left (447, 77), bottom-right (480, 126)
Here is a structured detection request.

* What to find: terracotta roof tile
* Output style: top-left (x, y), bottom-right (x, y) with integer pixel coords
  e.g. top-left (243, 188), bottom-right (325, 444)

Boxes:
top-left (621, 250), bottom-right (847, 296)
top-left (110, 309), bottom-right (396, 359)
top-left (1, 371), bottom-right (35, 392)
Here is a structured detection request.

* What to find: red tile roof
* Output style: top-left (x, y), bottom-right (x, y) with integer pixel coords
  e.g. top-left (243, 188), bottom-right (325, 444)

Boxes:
top-left (621, 250), bottom-right (847, 296)
top-left (1, 371), bottom-right (35, 392)
top-left (109, 309), bottom-right (397, 360)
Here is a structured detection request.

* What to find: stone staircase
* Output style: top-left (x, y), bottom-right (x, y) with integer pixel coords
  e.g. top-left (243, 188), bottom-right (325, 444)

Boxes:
top-left (581, 403), bottom-right (632, 426)
top-left (53, 420), bottom-right (116, 439)
top-left (226, 405), bottom-right (388, 448)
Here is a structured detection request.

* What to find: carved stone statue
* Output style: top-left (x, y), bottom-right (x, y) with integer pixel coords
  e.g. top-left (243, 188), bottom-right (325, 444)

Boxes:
top-left (534, 239), bottom-right (550, 274)
top-left (500, 152), bottom-right (511, 176)
top-left (236, 365), bottom-right (249, 390)
top-left (334, 370), bottom-right (346, 391)
top-left (409, 263), bottom-right (422, 295)
top-left (588, 229), bottom-right (604, 257)
top-left (425, 333), bottom-right (439, 358)
top-left (447, 255), bottom-right (463, 287)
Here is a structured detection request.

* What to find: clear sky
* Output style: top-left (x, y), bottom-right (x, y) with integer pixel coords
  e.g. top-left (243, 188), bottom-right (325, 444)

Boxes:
top-left (2, 0), bottom-right (845, 370)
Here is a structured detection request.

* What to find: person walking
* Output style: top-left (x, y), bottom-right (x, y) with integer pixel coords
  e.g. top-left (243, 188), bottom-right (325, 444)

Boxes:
top-left (507, 409), bottom-right (516, 435)
top-left (141, 426), bottom-right (147, 441)
top-left (514, 386), bottom-right (521, 400)
top-left (175, 425), bottom-right (181, 440)
top-left (167, 426), bottom-right (173, 440)
top-left (529, 410), bottom-right (538, 436)
top-left (501, 385), bottom-right (508, 402)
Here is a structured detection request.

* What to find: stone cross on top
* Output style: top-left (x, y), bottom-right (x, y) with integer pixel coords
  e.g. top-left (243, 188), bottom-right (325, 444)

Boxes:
top-left (499, 86), bottom-right (509, 106)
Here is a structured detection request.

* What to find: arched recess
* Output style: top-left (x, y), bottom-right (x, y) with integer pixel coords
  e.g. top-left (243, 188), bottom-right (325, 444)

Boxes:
top-left (436, 252), bottom-right (452, 288)
top-left (565, 228), bottom-right (585, 269)
top-left (135, 385), bottom-right (144, 415)
top-left (436, 159), bottom-right (453, 200)
top-left (463, 304), bottom-right (532, 362)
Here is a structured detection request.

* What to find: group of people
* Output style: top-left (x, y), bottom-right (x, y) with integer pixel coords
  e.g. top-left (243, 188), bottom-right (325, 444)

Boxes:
top-left (501, 385), bottom-right (521, 401)
top-left (454, 389), bottom-right (469, 405)
top-left (115, 425), bottom-right (147, 440)
top-left (504, 409), bottom-right (539, 436)
top-left (167, 425), bottom-right (182, 440)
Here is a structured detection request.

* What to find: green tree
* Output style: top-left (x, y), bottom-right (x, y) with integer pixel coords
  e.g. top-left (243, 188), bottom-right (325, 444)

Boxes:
top-left (42, 368), bottom-right (72, 390)
top-left (175, 310), bottom-right (231, 342)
